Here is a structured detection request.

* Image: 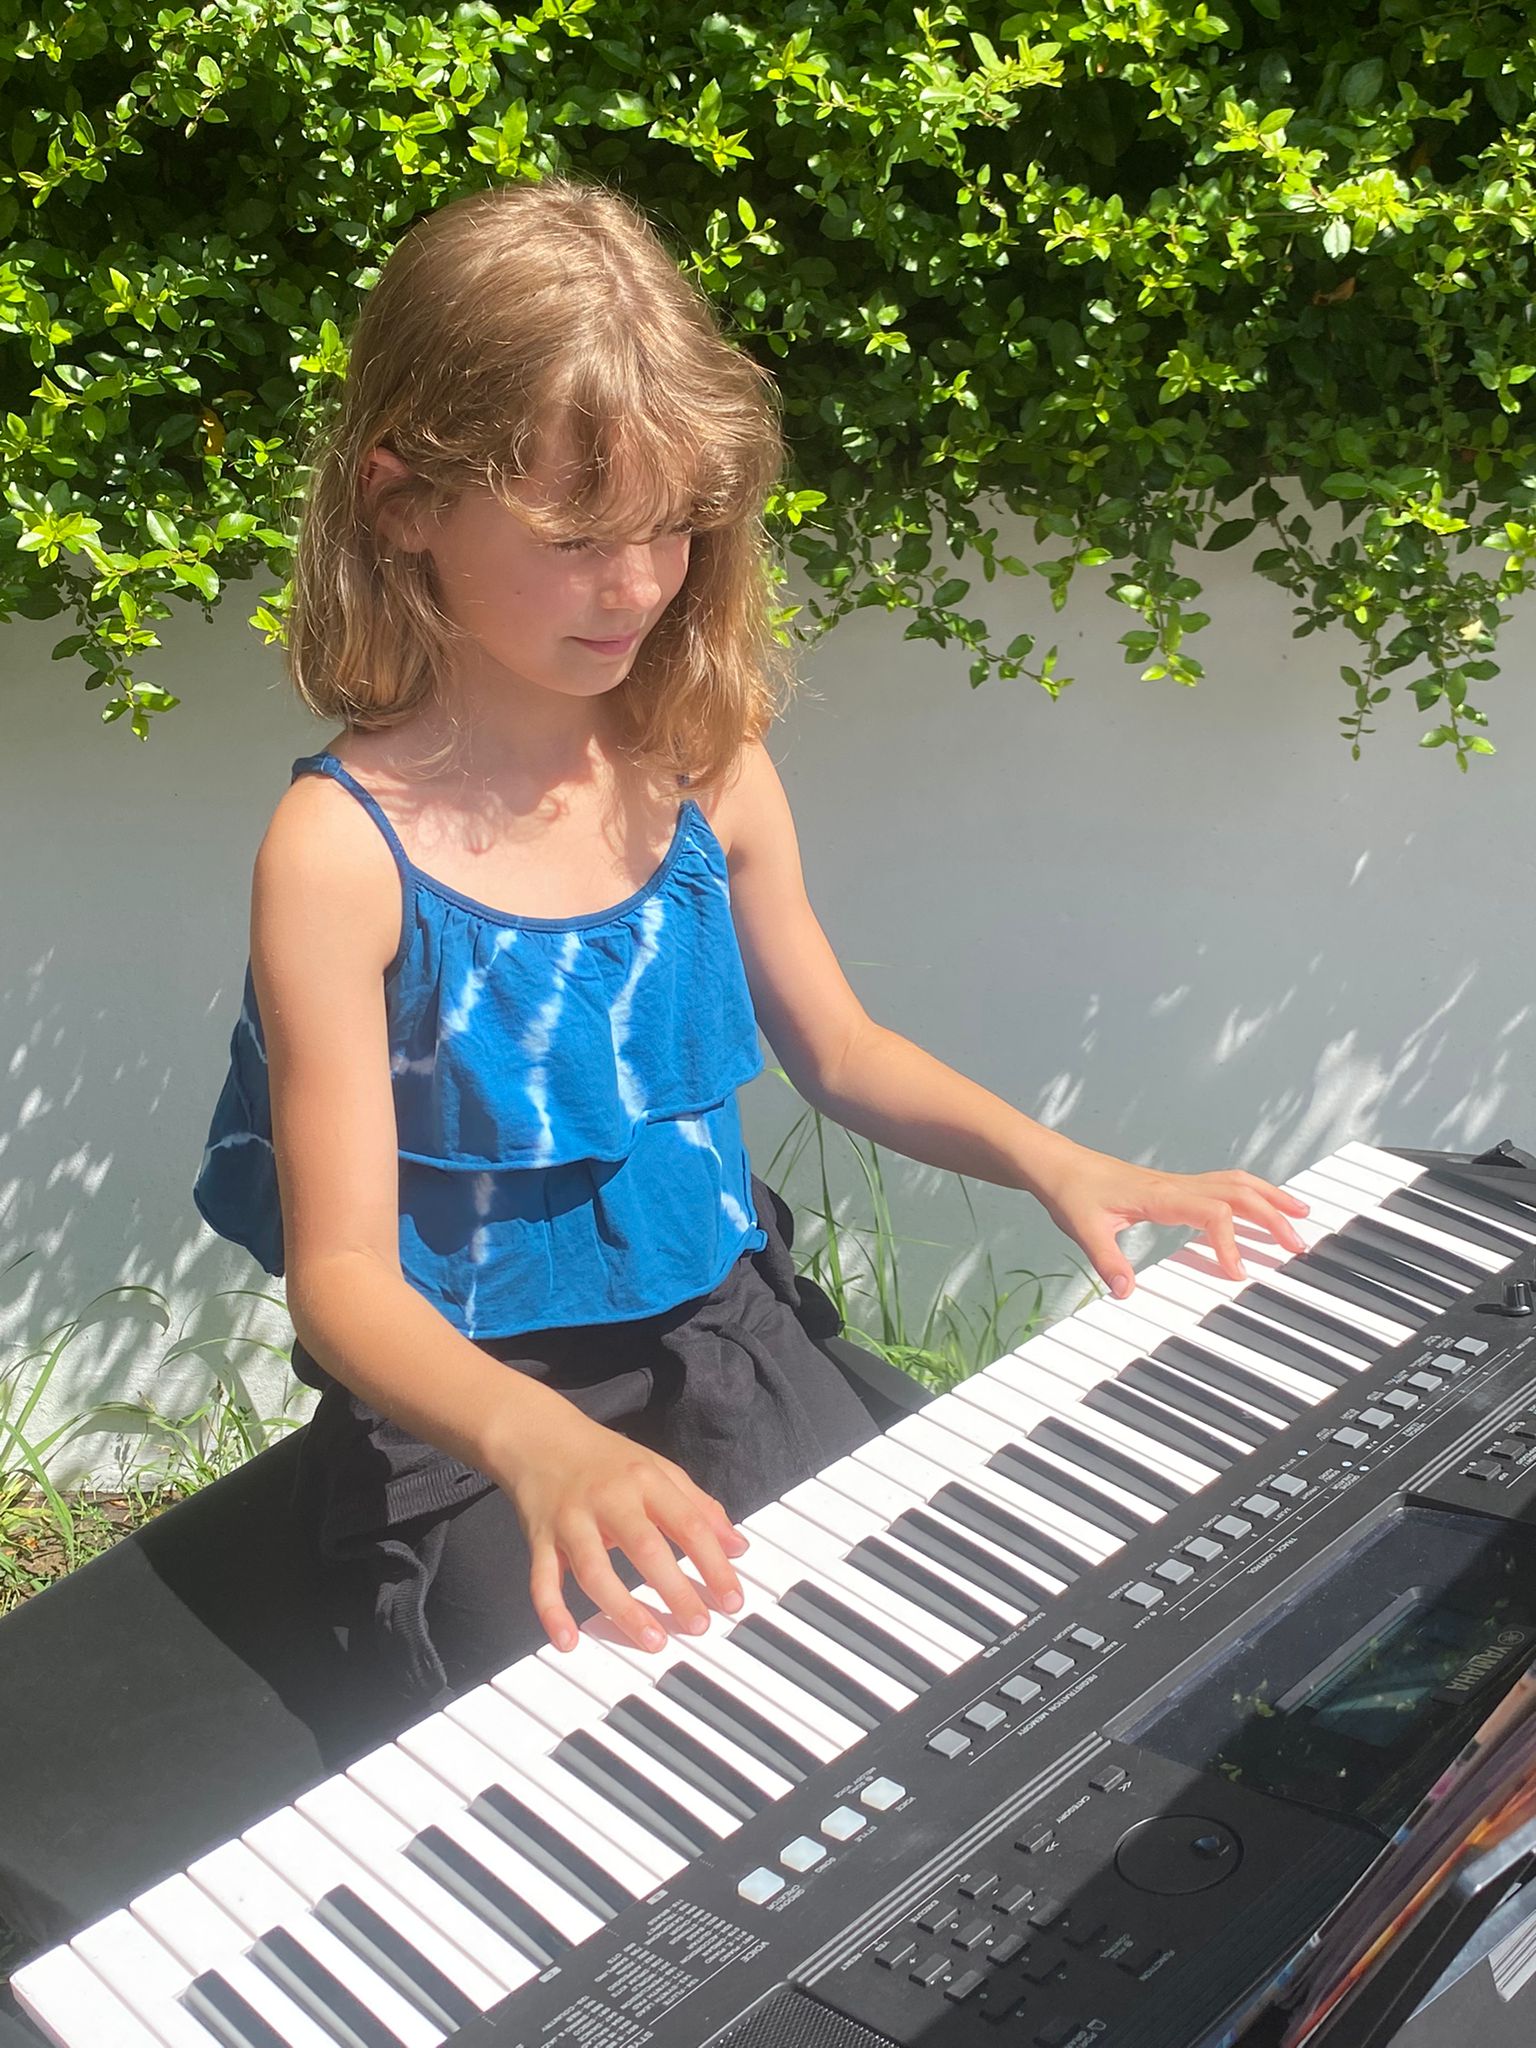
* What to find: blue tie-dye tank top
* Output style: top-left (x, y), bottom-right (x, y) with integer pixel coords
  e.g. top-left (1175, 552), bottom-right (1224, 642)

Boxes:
top-left (192, 749), bottom-right (769, 1340)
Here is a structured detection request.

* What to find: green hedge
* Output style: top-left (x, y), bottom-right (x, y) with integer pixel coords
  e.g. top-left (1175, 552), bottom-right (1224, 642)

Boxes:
top-left (4, 1), bottom-right (1536, 765)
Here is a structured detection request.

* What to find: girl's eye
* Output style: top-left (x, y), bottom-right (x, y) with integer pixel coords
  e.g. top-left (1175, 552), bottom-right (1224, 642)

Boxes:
top-left (552, 524), bottom-right (692, 554)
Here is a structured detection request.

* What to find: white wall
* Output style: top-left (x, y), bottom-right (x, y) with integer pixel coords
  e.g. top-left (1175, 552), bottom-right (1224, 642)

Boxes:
top-left (4, 526), bottom-right (1532, 1484)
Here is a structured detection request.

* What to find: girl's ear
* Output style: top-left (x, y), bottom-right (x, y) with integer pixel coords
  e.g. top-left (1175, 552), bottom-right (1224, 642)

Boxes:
top-left (359, 443), bottom-right (434, 552)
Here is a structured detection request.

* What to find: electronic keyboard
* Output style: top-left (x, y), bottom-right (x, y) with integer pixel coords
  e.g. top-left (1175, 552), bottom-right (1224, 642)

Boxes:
top-left (16, 1139), bottom-right (1536, 2048)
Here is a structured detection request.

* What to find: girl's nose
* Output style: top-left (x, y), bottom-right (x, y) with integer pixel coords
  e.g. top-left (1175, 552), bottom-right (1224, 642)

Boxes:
top-left (603, 544), bottom-right (664, 611)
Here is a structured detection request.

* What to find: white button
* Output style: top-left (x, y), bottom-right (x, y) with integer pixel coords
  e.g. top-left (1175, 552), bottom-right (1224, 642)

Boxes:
top-left (781, 1835), bottom-right (826, 1872)
top-left (1456, 1337), bottom-right (1490, 1356)
top-left (822, 1806), bottom-right (867, 1841)
top-left (861, 1777), bottom-right (906, 1811)
top-left (738, 1867), bottom-right (786, 1904)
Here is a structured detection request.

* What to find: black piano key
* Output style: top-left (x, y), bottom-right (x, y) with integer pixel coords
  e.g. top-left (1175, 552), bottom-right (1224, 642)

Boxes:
top-left (1415, 1167), bottom-right (1536, 1230)
top-left (728, 1615), bottom-right (885, 1729)
top-left (248, 1924), bottom-right (402, 2048)
top-left (929, 1481), bottom-right (1083, 1587)
top-left (844, 1535), bottom-right (1003, 1643)
top-left (553, 1728), bottom-right (709, 1859)
top-left (1384, 1186), bottom-right (1530, 1258)
top-left (1084, 1381), bottom-right (1236, 1468)
top-left (315, 1884), bottom-right (480, 2033)
top-left (1323, 1233), bottom-right (1464, 1306)
top-left (887, 1507), bottom-right (1045, 1613)
top-left (1281, 1248), bottom-right (1437, 1324)
top-left (606, 1695), bottom-right (766, 1822)
top-left (1234, 1281), bottom-right (1384, 1363)
top-left (405, 1825), bottom-right (565, 1968)
top-left (468, 1781), bottom-right (630, 1919)
top-left (1198, 1306), bottom-right (1355, 1387)
top-left (1336, 1213), bottom-right (1486, 1287)
top-left (1150, 1333), bottom-right (1308, 1421)
top-left (1028, 1419), bottom-right (1183, 1513)
top-left (181, 1974), bottom-right (290, 2048)
top-left (779, 1582), bottom-right (944, 1690)
top-left (657, 1666), bottom-right (816, 1782)
top-left (985, 1443), bottom-right (1142, 1543)
top-left (1118, 1360), bottom-right (1272, 1449)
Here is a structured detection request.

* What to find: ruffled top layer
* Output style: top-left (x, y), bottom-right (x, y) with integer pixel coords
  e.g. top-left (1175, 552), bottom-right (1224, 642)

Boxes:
top-left (193, 751), bottom-right (768, 1340)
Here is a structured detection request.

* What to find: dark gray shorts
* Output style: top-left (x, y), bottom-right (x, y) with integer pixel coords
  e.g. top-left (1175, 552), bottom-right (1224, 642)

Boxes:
top-left (289, 1176), bottom-right (878, 1710)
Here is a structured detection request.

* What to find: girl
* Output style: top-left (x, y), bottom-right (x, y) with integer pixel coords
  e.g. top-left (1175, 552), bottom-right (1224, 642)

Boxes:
top-left (194, 174), bottom-right (1308, 1717)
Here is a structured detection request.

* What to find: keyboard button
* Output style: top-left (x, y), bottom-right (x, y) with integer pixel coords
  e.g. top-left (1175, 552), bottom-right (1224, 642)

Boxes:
top-left (1090, 1765), bottom-right (1129, 1792)
top-left (738, 1868), bottom-right (785, 1904)
top-left (928, 1727), bottom-right (972, 1760)
top-left (1242, 1494), bottom-right (1280, 1518)
top-left (1153, 1559), bottom-right (1195, 1586)
top-left (861, 1777), bottom-right (906, 1812)
top-left (1384, 1389), bottom-right (1419, 1410)
top-left (1358, 1408), bottom-right (1395, 1428)
top-left (1408, 1372), bottom-right (1443, 1391)
top-left (958, 1873), bottom-right (998, 1902)
top-left (995, 1884), bottom-right (1034, 1914)
top-left (965, 1701), bottom-right (1009, 1732)
top-left (952, 1917), bottom-right (992, 1952)
top-left (1456, 1336), bottom-right (1490, 1356)
top-left (1464, 1459), bottom-right (1504, 1481)
top-left (872, 1936), bottom-right (915, 1970)
top-left (1269, 1473), bottom-right (1307, 1496)
top-left (999, 1675), bottom-right (1042, 1707)
top-left (989, 1931), bottom-right (1027, 1966)
top-left (1016, 1824), bottom-right (1055, 1855)
top-left (1121, 1582), bottom-right (1163, 1609)
top-left (917, 1902), bottom-right (960, 1935)
top-left (821, 1807), bottom-right (866, 1842)
top-left (945, 1967), bottom-right (987, 2001)
top-left (909, 1952), bottom-right (950, 1988)
top-left (1183, 1536), bottom-right (1224, 1561)
top-left (1068, 1627), bottom-right (1106, 1649)
top-left (781, 1836), bottom-right (826, 1873)
top-left (1332, 1428), bottom-right (1370, 1448)
top-left (1033, 1649), bottom-right (1076, 1679)
top-left (1212, 1515), bottom-right (1253, 1539)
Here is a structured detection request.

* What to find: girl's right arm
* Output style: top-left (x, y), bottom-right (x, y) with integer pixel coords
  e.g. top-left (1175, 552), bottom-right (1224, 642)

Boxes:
top-left (251, 775), bottom-right (744, 1653)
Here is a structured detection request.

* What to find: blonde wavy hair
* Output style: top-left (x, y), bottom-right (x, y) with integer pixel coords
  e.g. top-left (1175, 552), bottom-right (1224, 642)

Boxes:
top-left (284, 173), bottom-right (796, 799)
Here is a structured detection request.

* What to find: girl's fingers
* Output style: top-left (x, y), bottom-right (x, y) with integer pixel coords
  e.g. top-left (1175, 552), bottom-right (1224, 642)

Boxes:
top-left (611, 1516), bottom-right (713, 1637)
top-left (528, 1540), bottom-right (580, 1654)
top-left (1188, 1196), bottom-right (1245, 1282)
top-left (654, 1491), bottom-right (745, 1615)
top-left (566, 1532), bottom-right (672, 1653)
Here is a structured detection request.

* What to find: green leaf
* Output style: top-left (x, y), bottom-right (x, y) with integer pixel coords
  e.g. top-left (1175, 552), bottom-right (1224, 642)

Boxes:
top-left (1322, 473), bottom-right (1371, 499)
top-left (1205, 517), bottom-right (1257, 551)
top-left (1341, 58), bottom-right (1385, 111)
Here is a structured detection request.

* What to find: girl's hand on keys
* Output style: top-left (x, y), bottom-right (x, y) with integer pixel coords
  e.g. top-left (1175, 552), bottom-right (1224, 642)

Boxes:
top-left (1032, 1143), bottom-right (1310, 1301)
top-left (485, 1399), bottom-right (748, 1654)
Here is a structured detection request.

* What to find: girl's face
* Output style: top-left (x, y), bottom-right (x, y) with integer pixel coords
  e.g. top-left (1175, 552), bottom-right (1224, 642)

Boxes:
top-left (366, 440), bottom-right (694, 708)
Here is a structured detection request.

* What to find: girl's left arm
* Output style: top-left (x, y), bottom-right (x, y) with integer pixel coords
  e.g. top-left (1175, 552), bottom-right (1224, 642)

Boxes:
top-left (722, 740), bottom-right (1309, 1299)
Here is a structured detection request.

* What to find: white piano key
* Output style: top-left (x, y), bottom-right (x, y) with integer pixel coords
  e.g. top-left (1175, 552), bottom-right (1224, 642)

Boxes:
top-left (589, 1596), bottom-right (860, 1760)
top-left (530, 1636), bottom-right (796, 1802)
top-left (910, 1394), bottom-right (1166, 1528)
top-left (1123, 1271), bottom-right (1352, 1395)
top-left (868, 1419), bottom-right (1117, 1565)
top-left (801, 1452), bottom-right (1071, 1601)
top-left (64, 1912), bottom-right (224, 2048)
top-left (767, 1474), bottom-right (1031, 1623)
top-left (186, 1839), bottom-right (444, 2048)
top-left (11, 1943), bottom-right (170, 2048)
top-left (411, 1700), bottom-right (678, 1892)
top-left (1294, 1168), bottom-right (1507, 1272)
top-left (131, 1874), bottom-right (340, 2048)
top-left (347, 1741), bottom-right (607, 1950)
top-left (1167, 1242), bottom-right (1415, 1348)
top-left (741, 1499), bottom-right (977, 1667)
top-left (695, 1534), bottom-right (924, 1707)
top-left (990, 1336), bottom-right (1256, 1455)
top-left (296, 1774), bottom-right (538, 1999)
top-left (244, 1806), bottom-right (507, 2016)
top-left (444, 1679), bottom-right (686, 1888)
top-left (952, 1365), bottom-right (1218, 1492)
top-left (1332, 1140), bottom-right (1430, 1186)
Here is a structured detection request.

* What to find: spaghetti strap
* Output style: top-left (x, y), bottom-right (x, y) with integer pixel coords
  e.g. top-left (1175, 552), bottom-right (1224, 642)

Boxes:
top-left (291, 751), bottom-right (412, 877)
